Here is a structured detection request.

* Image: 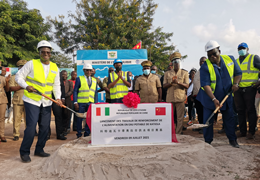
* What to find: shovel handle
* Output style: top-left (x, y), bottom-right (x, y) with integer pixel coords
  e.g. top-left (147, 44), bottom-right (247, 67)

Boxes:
top-left (213, 90), bottom-right (233, 114)
top-left (34, 89), bottom-right (66, 108)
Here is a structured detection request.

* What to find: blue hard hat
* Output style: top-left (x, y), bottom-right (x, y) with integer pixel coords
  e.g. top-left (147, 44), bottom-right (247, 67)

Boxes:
top-left (113, 59), bottom-right (123, 64)
top-left (238, 42), bottom-right (248, 49)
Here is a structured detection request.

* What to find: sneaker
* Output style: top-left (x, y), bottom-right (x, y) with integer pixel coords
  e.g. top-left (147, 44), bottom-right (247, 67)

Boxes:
top-left (187, 120), bottom-right (193, 126)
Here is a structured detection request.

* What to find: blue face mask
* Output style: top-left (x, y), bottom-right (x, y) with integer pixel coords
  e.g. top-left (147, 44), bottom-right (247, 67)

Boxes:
top-left (238, 49), bottom-right (247, 56)
top-left (143, 69), bottom-right (150, 75)
top-left (151, 70), bottom-right (156, 74)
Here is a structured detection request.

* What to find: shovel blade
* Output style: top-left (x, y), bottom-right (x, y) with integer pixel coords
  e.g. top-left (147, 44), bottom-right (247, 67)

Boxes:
top-left (76, 112), bottom-right (87, 119)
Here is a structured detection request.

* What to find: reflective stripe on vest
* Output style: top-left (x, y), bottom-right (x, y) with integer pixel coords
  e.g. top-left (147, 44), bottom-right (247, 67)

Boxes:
top-left (77, 76), bottom-right (97, 103)
top-left (201, 55), bottom-right (234, 93)
top-left (236, 54), bottom-right (259, 87)
top-left (110, 71), bottom-right (128, 99)
top-left (24, 59), bottom-right (58, 101)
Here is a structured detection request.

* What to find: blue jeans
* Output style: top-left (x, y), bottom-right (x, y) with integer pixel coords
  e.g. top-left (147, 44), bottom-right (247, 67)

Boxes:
top-left (77, 103), bottom-right (91, 137)
top-left (20, 102), bottom-right (52, 155)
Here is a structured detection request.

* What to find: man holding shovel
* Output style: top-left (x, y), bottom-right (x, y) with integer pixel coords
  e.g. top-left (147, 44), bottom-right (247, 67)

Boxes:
top-left (15, 40), bottom-right (63, 162)
top-left (196, 40), bottom-right (242, 148)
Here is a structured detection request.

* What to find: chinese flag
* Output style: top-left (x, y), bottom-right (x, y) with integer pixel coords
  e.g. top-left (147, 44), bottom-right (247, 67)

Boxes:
top-left (96, 107), bottom-right (101, 116)
top-left (155, 107), bottom-right (166, 116)
top-left (132, 41), bottom-right (142, 49)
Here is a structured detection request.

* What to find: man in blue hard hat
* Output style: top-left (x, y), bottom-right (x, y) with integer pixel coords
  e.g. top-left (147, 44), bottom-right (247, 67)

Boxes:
top-left (107, 59), bottom-right (131, 103)
top-left (234, 42), bottom-right (260, 139)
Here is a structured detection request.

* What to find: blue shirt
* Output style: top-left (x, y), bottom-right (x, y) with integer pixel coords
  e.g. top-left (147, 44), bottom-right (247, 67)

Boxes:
top-left (73, 76), bottom-right (98, 103)
top-left (196, 55), bottom-right (242, 110)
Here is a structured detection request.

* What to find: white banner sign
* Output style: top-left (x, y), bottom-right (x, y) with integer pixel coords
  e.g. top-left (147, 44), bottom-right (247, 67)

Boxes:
top-left (91, 103), bottom-right (172, 145)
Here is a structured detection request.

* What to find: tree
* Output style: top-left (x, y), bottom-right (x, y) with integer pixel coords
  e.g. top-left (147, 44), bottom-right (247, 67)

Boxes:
top-left (49, 0), bottom-right (182, 72)
top-left (0, 0), bottom-right (51, 66)
top-left (50, 52), bottom-right (74, 68)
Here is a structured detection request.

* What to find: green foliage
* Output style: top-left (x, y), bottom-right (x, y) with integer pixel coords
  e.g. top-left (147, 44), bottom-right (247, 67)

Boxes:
top-left (50, 52), bottom-right (74, 68)
top-left (0, 0), bottom-right (51, 66)
top-left (48, 0), bottom-right (181, 72)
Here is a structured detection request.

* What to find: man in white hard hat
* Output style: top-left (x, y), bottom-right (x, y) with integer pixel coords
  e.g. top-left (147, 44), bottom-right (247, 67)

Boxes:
top-left (196, 40), bottom-right (242, 148)
top-left (15, 40), bottom-right (63, 162)
top-left (73, 63), bottom-right (98, 138)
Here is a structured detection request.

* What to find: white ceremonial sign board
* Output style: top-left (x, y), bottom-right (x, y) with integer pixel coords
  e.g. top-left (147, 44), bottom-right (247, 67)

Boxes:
top-left (91, 103), bottom-right (172, 146)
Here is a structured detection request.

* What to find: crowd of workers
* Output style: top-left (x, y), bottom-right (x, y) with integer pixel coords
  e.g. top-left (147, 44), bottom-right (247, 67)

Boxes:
top-left (0, 39), bottom-right (259, 163)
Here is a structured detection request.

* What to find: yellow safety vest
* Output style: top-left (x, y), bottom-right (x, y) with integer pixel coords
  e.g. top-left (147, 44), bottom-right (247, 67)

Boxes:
top-left (236, 54), bottom-right (259, 87)
top-left (202, 55), bottom-right (234, 93)
top-left (24, 59), bottom-right (58, 101)
top-left (110, 71), bottom-right (128, 99)
top-left (77, 76), bottom-right (97, 103)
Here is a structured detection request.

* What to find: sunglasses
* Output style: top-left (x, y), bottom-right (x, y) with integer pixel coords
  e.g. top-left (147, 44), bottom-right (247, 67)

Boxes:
top-left (40, 51), bottom-right (51, 55)
top-left (173, 60), bottom-right (181, 64)
top-left (84, 69), bottom-right (92, 71)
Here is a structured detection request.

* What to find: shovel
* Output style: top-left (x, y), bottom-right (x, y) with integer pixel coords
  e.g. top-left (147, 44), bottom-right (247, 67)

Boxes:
top-left (187, 90), bottom-right (233, 129)
top-left (34, 89), bottom-right (87, 119)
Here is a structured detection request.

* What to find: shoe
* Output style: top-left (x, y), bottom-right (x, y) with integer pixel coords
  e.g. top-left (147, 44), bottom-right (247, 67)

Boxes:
top-left (229, 140), bottom-right (239, 148)
top-left (0, 137), bottom-right (7, 142)
top-left (187, 120), bottom-right (193, 126)
top-left (246, 133), bottom-right (255, 140)
top-left (13, 136), bottom-right (19, 141)
top-left (34, 152), bottom-right (50, 157)
top-left (182, 126), bottom-right (187, 131)
top-left (57, 135), bottom-right (67, 140)
top-left (218, 128), bottom-right (225, 134)
top-left (236, 132), bottom-right (246, 138)
top-left (63, 132), bottom-right (68, 136)
top-left (20, 154), bottom-right (31, 163)
top-left (205, 141), bottom-right (211, 144)
top-left (199, 129), bottom-right (203, 134)
top-left (84, 134), bottom-right (90, 137)
top-left (66, 128), bottom-right (70, 134)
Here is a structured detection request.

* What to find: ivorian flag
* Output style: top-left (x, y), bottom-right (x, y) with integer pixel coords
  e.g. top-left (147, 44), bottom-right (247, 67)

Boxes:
top-left (132, 41), bottom-right (142, 49)
top-left (155, 107), bottom-right (166, 115)
top-left (96, 107), bottom-right (110, 116)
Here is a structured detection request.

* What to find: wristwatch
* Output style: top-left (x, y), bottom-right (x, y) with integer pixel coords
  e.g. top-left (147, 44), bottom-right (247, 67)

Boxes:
top-left (233, 83), bottom-right (239, 87)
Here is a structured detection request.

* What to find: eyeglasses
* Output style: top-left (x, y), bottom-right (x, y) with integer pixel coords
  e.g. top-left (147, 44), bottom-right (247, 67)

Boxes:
top-left (208, 52), bottom-right (218, 58)
top-left (40, 51), bottom-right (51, 55)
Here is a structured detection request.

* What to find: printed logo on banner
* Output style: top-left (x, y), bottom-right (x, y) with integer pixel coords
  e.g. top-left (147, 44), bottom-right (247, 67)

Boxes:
top-left (155, 107), bottom-right (166, 115)
top-left (108, 51), bottom-right (117, 59)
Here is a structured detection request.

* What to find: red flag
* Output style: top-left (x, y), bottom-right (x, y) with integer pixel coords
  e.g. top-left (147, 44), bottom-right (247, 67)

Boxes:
top-left (132, 41), bottom-right (142, 49)
top-left (96, 107), bottom-right (101, 116)
top-left (155, 107), bottom-right (166, 116)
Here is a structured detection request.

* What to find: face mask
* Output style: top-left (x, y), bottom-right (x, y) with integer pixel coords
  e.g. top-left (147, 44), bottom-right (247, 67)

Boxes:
top-left (143, 69), bottom-right (150, 75)
top-left (115, 66), bottom-right (122, 72)
top-left (238, 49), bottom-right (247, 56)
top-left (151, 70), bottom-right (156, 74)
top-left (130, 76), bottom-right (133, 80)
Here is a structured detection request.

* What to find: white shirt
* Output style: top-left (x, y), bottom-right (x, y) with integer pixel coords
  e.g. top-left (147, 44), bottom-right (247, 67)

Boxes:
top-left (15, 60), bottom-right (61, 107)
top-left (187, 79), bottom-right (193, 97)
top-left (128, 80), bottom-right (133, 90)
top-left (85, 75), bottom-right (91, 85)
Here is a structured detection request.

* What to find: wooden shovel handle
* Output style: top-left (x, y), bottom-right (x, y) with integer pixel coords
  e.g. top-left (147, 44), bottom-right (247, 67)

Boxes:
top-left (213, 90), bottom-right (233, 114)
top-left (34, 89), bottom-right (67, 108)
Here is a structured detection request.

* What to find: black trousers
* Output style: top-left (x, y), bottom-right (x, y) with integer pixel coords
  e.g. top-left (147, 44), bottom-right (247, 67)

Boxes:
top-left (63, 106), bottom-right (72, 131)
top-left (106, 99), bottom-right (111, 103)
top-left (52, 103), bottom-right (64, 137)
top-left (234, 87), bottom-right (257, 135)
top-left (194, 98), bottom-right (203, 124)
top-left (187, 95), bottom-right (194, 120)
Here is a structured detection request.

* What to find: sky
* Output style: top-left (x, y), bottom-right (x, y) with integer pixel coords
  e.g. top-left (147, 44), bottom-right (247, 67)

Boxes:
top-left (25, 0), bottom-right (260, 71)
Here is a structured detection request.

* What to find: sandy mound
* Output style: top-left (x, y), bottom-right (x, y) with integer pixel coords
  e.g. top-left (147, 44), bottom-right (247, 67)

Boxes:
top-left (24, 135), bottom-right (254, 180)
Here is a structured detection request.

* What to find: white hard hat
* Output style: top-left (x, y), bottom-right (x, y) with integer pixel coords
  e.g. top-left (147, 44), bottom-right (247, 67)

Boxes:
top-left (83, 63), bottom-right (93, 70)
top-left (205, 40), bottom-right (220, 52)
top-left (37, 40), bottom-right (52, 51)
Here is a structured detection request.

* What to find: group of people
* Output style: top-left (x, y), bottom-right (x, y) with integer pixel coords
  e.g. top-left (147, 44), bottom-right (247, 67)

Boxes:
top-left (0, 39), bottom-right (259, 163)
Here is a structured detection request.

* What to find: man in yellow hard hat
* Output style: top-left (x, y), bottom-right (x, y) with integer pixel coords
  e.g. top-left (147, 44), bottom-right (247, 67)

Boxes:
top-left (9, 60), bottom-right (27, 141)
top-left (15, 40), bottom-right (63, 163)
